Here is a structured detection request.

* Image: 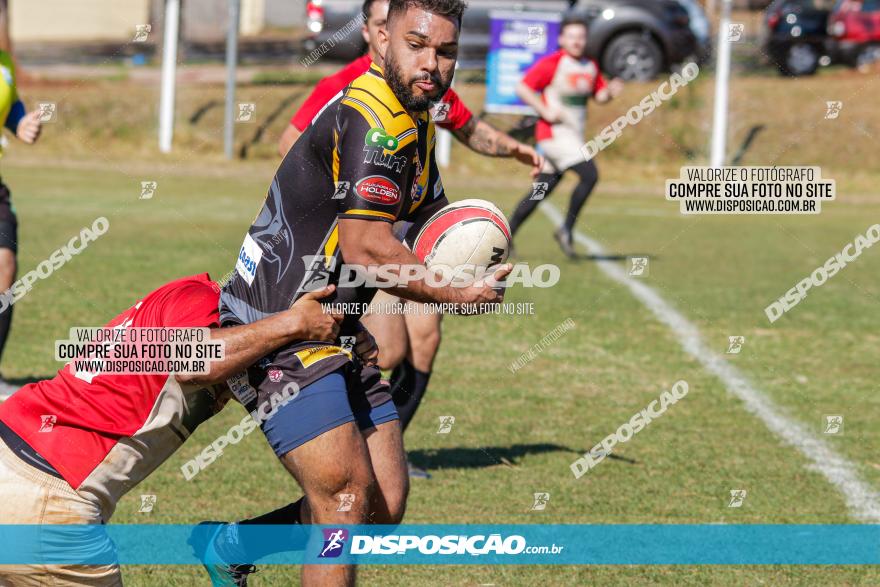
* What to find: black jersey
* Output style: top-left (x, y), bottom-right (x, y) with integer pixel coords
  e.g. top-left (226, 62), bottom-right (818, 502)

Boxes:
top-left (219, 62), bottom-right (447, 389)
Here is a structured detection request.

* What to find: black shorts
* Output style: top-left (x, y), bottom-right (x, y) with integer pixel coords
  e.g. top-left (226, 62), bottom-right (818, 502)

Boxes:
top-left (0, 182), bottom-right (17, 253)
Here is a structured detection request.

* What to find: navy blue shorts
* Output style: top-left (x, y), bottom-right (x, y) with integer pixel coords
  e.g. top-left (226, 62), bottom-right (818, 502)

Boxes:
top-left (261, 368), bottom-right (398, 458)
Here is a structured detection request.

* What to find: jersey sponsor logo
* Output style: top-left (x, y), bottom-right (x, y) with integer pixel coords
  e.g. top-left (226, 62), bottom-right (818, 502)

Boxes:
top-left (355, 176), bottom-right (400, 205)
top-left (364, 127), bottom-right (399, 151)
top-left (227, 371), bottom-right (257, 405)
top-left (294, 345), bottom-right (349, 369)
top-left (566, 71), bottom-right (595, 93)
top-left (410, 157), bottom-right (426, 204)
top-left (268, 368), bottom-right (283, 383)
top-left (363, 146), bottom-right (407, 172)
top-left (235, 233), bottom-right (262, 286)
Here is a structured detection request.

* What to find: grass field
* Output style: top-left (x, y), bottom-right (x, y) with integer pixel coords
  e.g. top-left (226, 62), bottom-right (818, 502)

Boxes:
top-left (1, 63), bottom-right (879, 585)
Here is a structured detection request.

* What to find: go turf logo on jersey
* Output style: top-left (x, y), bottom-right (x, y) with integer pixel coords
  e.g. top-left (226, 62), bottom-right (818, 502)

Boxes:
top-left (364, 127), bottom-right (399, 151)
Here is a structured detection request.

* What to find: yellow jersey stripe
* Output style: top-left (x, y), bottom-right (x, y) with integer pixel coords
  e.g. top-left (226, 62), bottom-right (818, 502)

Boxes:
top-left (343, 209), bottom-right (396, 220)
top-left (324, 225), bottom-right (339, 266)
top-left (332, 129), bottom-right (340, 182)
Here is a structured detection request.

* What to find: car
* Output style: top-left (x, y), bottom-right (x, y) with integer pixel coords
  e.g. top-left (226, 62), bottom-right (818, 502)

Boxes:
top-left (676, 0), bottom-right (712, 63)
top-left (302, 0), bottom-right (698, 80)
top-left (826, 0), bottom-right (880, 69)
top-left (763, 0), bottom-right (833, 76)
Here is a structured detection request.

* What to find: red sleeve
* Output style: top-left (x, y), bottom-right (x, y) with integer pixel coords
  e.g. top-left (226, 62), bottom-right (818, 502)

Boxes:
top-left (521, 50), bottom-right (563, 92)
top-left (291, 77), bottom-right (341, 131)
top-left (290, 57), bottom-right (371, 131)
top-left (160, 280), bottom-right (221, 329)
top-left (592, 61), bottom-right (607, 94)
top-left (436, 87), bottom-right (473, 131)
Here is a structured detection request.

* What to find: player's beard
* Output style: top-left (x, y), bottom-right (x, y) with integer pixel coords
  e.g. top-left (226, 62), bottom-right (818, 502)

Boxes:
top-left (384, 51), bottom-right (450, 112)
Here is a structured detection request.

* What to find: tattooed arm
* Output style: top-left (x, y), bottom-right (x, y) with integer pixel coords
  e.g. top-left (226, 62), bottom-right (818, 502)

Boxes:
top-left (451, 117), bottom-right (544, 177)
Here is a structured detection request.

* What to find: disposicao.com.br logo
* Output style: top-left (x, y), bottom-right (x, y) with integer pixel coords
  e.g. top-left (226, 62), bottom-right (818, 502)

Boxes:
top-left (325, 532), bottom-right (563, 558)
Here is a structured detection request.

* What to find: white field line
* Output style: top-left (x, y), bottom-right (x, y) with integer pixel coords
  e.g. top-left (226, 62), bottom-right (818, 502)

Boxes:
top-left (540, 203), bottom-right (880, 522)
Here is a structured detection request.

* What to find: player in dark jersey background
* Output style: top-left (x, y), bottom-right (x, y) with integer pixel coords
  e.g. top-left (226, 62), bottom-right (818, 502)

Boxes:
top-left (213, 0), bottom-right (510, 584)
top-left (279, 0), bottom-right (543, 480)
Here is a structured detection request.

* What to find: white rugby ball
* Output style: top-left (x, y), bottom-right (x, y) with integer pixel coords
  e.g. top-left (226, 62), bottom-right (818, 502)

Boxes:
top-left (412, 199), bottom-right (511, 281)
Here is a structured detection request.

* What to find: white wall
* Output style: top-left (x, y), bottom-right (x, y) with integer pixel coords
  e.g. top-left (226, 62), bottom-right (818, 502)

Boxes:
top-left (11, 0), bottom-right (151, 42)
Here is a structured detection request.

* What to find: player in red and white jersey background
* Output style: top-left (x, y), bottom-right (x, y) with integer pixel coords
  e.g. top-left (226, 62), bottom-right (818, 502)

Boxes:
top-left (0, 274), bottom-right (343, 586)
top-left (509, 16), bottom-right (624, 258)
top-left (280, 0), bottom-right (544, 479)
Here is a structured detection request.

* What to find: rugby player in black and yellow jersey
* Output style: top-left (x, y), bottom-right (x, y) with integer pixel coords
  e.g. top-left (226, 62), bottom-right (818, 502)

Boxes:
top-left (205, 0), bottom-right (510, 585)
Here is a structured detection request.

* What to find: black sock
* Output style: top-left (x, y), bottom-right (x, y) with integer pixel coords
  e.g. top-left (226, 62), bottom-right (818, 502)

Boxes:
top-left (215, 498), bottom-right (306, 563)
top-left (239, 499), bottom-right (303, 525)
top-left (509, 172), bottom-right (561, 236)
top-left (0, 302), bottom-right (13, 372)
top-left (563, 160), bottom-right (598, 232)
top-left (390, 359), bottom-right (431, 432)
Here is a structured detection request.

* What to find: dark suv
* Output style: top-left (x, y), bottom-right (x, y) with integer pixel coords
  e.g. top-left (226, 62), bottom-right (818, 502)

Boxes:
top-left (763, 0), bottom-right (833, 75)
top-left (303, 0), bottom-right (698, 80)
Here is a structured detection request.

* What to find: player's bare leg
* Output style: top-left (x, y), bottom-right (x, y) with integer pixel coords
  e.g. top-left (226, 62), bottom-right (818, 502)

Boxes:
top-left (362, 419), bottom-right (409, 523)
top-left (280, 421), bottom-right (376, 587)
top-left (361, 290), bottom-right (409, 370)
top-left (404, 308), bottom-right (442, 372)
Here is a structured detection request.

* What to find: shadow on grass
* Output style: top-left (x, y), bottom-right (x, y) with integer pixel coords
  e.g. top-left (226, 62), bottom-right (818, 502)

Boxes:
top-left (407, 443), bottom-right (638, 470)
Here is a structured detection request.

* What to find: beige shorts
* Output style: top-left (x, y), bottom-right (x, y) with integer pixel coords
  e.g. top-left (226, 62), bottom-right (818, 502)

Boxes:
top-left (0, 440), bottom-right (121, 586)
top-left (538, 130), bottom-right (587, 174)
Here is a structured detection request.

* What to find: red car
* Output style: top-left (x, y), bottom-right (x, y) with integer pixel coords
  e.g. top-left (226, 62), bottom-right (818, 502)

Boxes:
top-left (826, 0), bottom-right (880, 68)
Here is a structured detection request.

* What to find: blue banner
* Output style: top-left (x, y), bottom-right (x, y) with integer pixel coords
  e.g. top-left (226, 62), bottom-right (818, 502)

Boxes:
top-left (0, 524), bottom-right (878, 565)
top-left (485, 11), bottom-right (561, 114)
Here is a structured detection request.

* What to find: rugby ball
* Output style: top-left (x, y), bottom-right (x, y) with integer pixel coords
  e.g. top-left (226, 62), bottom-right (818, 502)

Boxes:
top-left (412, 199), bottom-right (511, 280)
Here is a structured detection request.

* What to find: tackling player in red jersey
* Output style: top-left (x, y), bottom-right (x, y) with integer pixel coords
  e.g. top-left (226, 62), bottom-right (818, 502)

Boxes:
top-left (0, 274), bottom-right (342, 586)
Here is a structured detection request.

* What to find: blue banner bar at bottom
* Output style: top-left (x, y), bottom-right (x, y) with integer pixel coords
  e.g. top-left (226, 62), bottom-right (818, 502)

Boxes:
top-left (0, 524), bottom-right (877, 565)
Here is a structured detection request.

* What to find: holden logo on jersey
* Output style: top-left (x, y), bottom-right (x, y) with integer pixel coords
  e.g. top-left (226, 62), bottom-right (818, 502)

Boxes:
top-left (356, 176), bottom-right (400, 205)
top-left (235, 233), bottom-right (262, 286)
top-left (364, 127), bottom-right (399, 152)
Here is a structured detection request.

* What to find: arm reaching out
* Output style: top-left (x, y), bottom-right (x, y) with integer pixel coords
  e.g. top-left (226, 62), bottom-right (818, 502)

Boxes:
top-left (452, 117), bottom-right (543, 177)
top-left (176, 286), bottom-right (342, 386)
